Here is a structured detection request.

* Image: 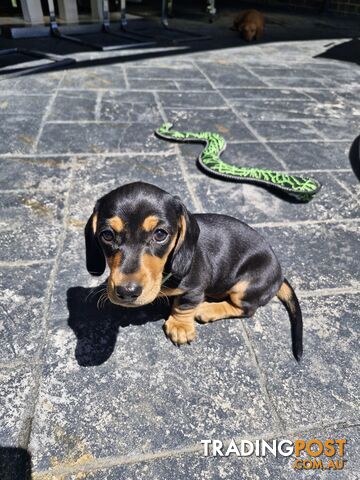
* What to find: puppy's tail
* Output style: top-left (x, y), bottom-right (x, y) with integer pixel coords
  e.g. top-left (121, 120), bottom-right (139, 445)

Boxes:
top-left (276, 278), bottom-right (303, 362)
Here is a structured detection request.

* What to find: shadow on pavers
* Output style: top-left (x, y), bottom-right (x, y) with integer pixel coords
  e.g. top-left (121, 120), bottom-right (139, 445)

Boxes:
top-left (349, 135), bottom-right (360, 183)
top-left (315, 38), bottom-right (360, 66)
top-left (67, 285), bottom-right (171, 367)
top-left (0, 446), bottom-right (32, 480)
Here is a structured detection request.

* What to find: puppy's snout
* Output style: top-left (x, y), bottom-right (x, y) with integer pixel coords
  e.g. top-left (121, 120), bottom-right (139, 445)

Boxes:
top-left (116, 282), bottom-right (143, 301)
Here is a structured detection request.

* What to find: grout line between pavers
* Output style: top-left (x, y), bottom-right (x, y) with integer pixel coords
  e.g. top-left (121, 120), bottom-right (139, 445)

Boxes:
top-left (0, 139), bottom-right (351, 160)
top-left (31, 418), bottom-right (360, 477)
top-left (0, 259), bottom-right (54, 268)
top-left (329, 172), bottom-right (360, 208)
top-left (0, 360), bottom-right (41, 369)
top-left (94, 91), bottom-right (103, 122)
top-left (240, 64), bottom-right (274, 88)
top-left (240, 318), bottom-right (286, 433)
top-left (191, 60), bottom-right (289, 171)
top-left (250, 217), bottom-right (360, 229)
top-left (18, 157), bottom-right (77, 450)
top-left (298, 286), bottom-right (360, 298)
top-left (122, 64), bottom-right (130, 90)
top-left (300, 119), bottom-right (329, 142)
top-left (0, 150), bottom-right (175, 160)
top-left (57, 85), bottom-right (352, 92)
top-left (153, 91), bottom-right (204, 213)
top-left (31, 71), bottom-right (66, 154)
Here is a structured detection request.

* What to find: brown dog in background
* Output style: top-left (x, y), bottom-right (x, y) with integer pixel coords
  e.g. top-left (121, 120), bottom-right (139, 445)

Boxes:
top-left (233, 9), bottom-right (265, 41)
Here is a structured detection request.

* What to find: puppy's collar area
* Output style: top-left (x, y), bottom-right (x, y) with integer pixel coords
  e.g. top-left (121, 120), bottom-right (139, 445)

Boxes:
top-left (162, 272), bottom-right (173, 284)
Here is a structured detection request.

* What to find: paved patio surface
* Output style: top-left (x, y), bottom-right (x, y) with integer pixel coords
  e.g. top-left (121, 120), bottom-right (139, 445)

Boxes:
top-left (0, 27), bottom-right (359, 480)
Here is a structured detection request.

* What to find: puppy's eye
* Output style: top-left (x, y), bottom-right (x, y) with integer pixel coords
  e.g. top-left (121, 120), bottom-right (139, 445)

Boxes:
top-left (100, 230), bottom-right (114, 242)
top-left (153, 228), bottom-right (168, 243)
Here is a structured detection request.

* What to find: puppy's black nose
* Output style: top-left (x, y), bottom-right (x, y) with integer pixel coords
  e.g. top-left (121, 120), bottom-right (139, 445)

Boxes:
top-left (116, 282), bottom-right (142, 300)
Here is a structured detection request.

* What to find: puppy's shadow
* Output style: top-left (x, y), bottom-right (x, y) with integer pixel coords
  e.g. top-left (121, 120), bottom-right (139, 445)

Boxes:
top-left (349, 135), bottom-right (360, 182)
top-left (67, 285), bottom-right (171, 367)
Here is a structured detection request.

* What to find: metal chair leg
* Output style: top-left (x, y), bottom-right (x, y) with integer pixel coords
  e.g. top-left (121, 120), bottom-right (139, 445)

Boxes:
top-left (160, 0), bottom-right (211, 43)
top-left (49, 0), bottom-right (156, 51)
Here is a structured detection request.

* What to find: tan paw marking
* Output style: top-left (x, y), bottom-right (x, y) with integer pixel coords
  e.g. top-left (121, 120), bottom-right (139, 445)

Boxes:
top-left (195, 301), bottom-right (244, 323)
top-left (164, 316), bottom-right (196, 345)
top-left (195, 302), bottom-right (219, 323)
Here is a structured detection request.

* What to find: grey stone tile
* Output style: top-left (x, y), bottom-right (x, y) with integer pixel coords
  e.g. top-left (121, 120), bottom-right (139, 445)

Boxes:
top-left (127, 78), bottom-right (178, 90)
top-left (220, 88), bottom-right (309, 101)
top-left (61, 67), bottom-right (126, 90)
top-left (0, 191), bottom-right (64, 261)
top-left (0, 264), bottom-right (51, 361)
top-left (164, 108), bottom-right (256, 142)
top-left (176, 79), bottom-right (215, 91)
top-left (260, 222), bottom-right (360, 292)
top-left (3, 71), bottom-right (62, 93)
top-left (333, 171), bottom-right (360, 199)
top-left (0, 116), bottom-right (43, 154)
top-left (48, 226), bottom-right (107, 320)
top-left (100, 91), bottom-right (162, 123)
top-left (336, 88), bottom-right (360, 105)
top-left (0, 94), bottom-right (50, 117)
top-left (268, 142), bottom-right (350, 170)
top-left (37, 123), bottom-right (175, 154)
top-left (309, 119), bottom-right (360, 142)
top-left (0, 157), bottom-right (71, 191)
top-left (136, 59), bottom-right (196, 68)
top-left (248, 66), bottom-right (320, 79)
top-left (0, 366), bottom-right (34, 445)
top-left (235, 99), bottom-right (339, 122)
top-left (48, 91), bottom-right (98, 121)
top-left (263, 77), bottom-right (335, 89)
top-left (29, 314), bottom-right (275, 471)
top-left (158, 92), bottom-right (225, 109)
top-left (247, 294), bottom-right (360, 429)
top-left (308, 66), bottom-right (360, 86)
top-left (302, 89), bottom-right (345, 104)
top-left (184, 170), bottom-right (360, 224)
top-left (195, 61), bottom-right (267, 88)
top-left (126, 65), bottom-right (205, 80)
top-left (248, 120), bottom-right (323, 141)
top-left (299, 61), bottom-right (354, 72)
top-left (63, 426), bottom-right (359, 479)
top-left (101, 91), bottom-right (156, 105)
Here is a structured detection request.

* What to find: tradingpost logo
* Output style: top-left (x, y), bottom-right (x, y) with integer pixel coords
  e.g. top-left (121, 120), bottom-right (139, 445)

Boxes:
top-left (201, 438), bottom-right (347, 471)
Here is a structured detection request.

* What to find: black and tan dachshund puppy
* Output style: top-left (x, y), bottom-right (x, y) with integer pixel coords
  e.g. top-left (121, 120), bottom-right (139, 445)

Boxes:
top-left (85, 182), bottom-right (303, 361)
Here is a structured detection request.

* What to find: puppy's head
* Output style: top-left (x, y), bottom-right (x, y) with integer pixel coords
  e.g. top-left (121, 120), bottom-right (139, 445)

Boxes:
top-left (85, 182), bottom-right (199, 307)
top-left (241, 22), bottom-right (257, 41)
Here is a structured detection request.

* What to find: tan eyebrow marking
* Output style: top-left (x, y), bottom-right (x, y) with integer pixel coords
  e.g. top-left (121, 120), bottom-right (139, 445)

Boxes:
top-left (92, 213), bottom-right (98, 234)
top-left (142, 215), bottom-right (159, 232)
top-left (108, 216), bottom-right (124, 232)
top-left (179, 215), bottom-right (186, 243)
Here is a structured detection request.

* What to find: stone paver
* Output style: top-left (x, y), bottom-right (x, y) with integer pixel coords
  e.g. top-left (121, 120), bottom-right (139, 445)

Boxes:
top-left (0, 30), bottom-right (359, 480)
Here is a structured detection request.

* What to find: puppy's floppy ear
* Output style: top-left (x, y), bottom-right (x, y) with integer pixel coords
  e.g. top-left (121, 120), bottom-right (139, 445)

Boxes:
top-left (84, 209), bottom-right (105, 276)
top-left (169, 199), bottom-right (200, 278)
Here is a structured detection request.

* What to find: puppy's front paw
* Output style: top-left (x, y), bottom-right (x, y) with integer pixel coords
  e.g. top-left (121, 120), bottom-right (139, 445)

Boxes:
top-left (164, 316), bottom-right (196, 345)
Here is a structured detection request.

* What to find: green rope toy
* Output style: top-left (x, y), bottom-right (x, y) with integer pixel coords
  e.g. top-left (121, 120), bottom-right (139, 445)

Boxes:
top-left (155, 123), bottom-right (321, 202)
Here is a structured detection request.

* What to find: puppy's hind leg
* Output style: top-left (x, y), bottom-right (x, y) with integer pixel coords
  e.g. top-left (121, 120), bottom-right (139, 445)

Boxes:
top-left (195, 300), bottom-right (245, 324)
top-left (195, 280), bottom-right (255, 323)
